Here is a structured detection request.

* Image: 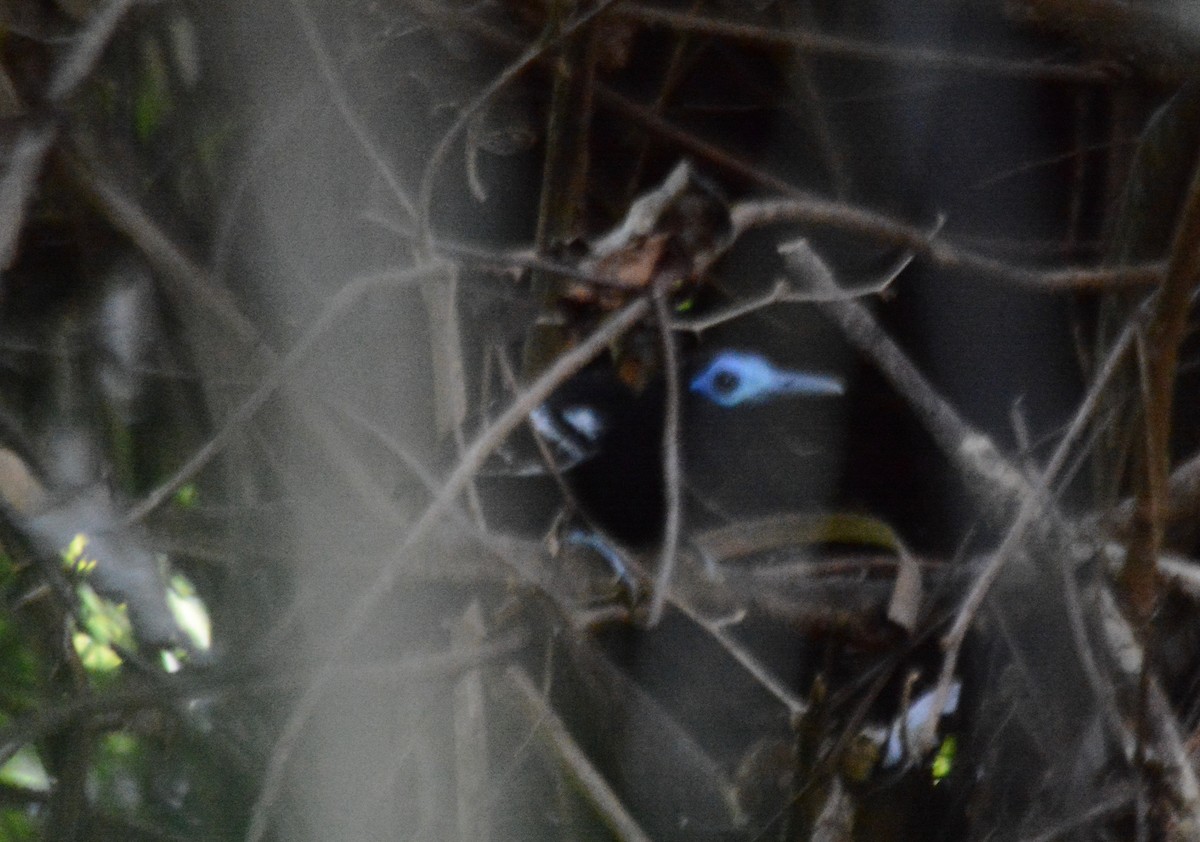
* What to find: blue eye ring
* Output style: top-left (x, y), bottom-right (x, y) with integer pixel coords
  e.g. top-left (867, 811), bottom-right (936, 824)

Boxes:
top-left (690, 350), bottom-right (843, 408)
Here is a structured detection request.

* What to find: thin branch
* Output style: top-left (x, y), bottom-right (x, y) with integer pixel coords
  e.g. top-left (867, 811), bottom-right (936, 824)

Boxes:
top-left (494, 347), bottom-right (586, 517)
top-left (1016, 784), bottom-right (1138, 842)
top-left (285, 0), bottom-right (418, 222)
top-left (65, 149), bottom-right (265, 349)
top-left (616, 4), bottom-right (1117, 85)
top-left (646, 289), bottom-right (684, 626)
top-left (0, 0), bottom-right (143, 267)
top-left (1007, 0), bottom-right (1200, 83)
top-left (505, 665), bottom-right (654, 842)
top-left (1053, 508), bottom-right (1131, 756)
top-left (45, 0), bottom-right (140, 103)
top-left (1144, 671), bottom-right (1200, 812)
top-left (623, 0), bottom-right (701, 201)
top-left (1116, 135), bottom-right (1200, 828)
top-left (675, 233), bottom-right (918, 334)
top-left (1106, 447), bottom-right (1200, 538)
top-left (0, 633), bottom-right (526, 766)
top-left (451, 602), bottom-right (492, 842)
top-left (0, 124), bottom-right (55, 269)
top-left (780, 2), bottom-right (853, 198)
top-left (363, 207), bottom-right (654, 288)
top-left (521, 0), bottom-right (600, 375)
top-left (69, 149), bottom-right (445, 529)
top-left (1122, 149), bottom-right (1200, 622)
top-left (595, 84), bottom-right (804, 197)
top-left (734, 198), bottom-right (1163, 292)
top-left (670, 595), bottom-right (807, 719)
top-left (125, 265), bottom-right (440, 524)
top-left (673, 279), bottom-right (797, 334)
top-left (815, 292), bottom-right (1025, 495)
top-left (918, 316), bottom-right (1139, 749)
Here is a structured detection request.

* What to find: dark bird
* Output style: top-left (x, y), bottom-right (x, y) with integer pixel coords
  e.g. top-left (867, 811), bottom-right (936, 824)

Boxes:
top-left (504, 349), bottom-right (844, 547)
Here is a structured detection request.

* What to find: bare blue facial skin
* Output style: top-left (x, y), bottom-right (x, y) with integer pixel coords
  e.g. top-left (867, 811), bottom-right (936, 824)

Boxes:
top-left (689, 350), bottom-right (844, 408)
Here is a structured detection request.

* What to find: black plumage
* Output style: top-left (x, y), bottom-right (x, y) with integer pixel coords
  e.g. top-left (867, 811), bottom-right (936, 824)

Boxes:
top-left (510, 351), bottom-right (845, 547)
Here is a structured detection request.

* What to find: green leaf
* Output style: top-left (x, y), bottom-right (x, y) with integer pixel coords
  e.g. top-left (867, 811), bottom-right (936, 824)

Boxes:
top-left (72, 583), bottom-right (133, 675)
top-left (0, 745), bottom-right (49, 793)
top-left (931, 735), bottom-right (957, 783)
top-left (73, 630), bottom-right (123, 673)
top-left (61, 532), bottom-right (97, 576)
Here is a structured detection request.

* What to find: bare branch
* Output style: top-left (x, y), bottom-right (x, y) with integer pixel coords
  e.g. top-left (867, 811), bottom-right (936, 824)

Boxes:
top-left (617, 4), bottom-right (1117, 85)
top-left (645, 288), bottom-right (684, 626)
top-left (125, 265), bottom-right (442, 524)
top-left (1122, 149), bottom-right (1200, 622)
top-left (46, 0), bottom-right (141, 103)
top-left (735, 198), bottom-right (1162, 292)
top-left (0, 125), bottom-right (55, 270)
top-left (65, 149), bottom-right (265, 349)
top-left (285, 0), bottom-right (418, 222)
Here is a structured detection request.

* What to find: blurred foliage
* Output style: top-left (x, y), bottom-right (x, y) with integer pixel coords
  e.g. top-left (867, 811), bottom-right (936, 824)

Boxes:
top-left (0, 0), bottom-right (235, 837)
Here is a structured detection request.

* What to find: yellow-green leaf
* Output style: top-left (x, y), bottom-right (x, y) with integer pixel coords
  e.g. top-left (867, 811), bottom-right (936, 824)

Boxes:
top-left (0, 745), bottom-right (49, 792)
top-left (931, 735), bottom-right (957, 783)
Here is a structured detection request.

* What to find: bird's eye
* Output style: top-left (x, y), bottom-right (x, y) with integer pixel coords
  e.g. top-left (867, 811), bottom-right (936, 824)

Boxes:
top-left (712, 369), bottom-right (740, 395)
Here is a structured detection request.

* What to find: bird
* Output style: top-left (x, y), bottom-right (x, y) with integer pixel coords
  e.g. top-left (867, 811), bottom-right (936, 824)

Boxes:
top-left (499, 349), bottom-right (845, 548)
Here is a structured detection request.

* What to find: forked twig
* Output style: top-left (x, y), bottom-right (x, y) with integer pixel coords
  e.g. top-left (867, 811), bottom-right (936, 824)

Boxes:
top-left (670, 595), bottom-right (807, 719)
top-left (674, 223), bottom-right (924, 334)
